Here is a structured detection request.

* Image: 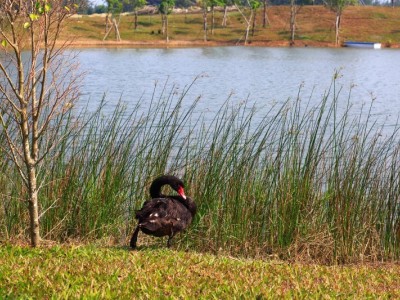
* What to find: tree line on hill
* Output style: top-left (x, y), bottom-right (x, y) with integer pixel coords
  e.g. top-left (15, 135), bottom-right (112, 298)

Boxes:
top-left (80, 0), bottom-right (395, 14)
top-left (77, 0), bottom-right (395, 46)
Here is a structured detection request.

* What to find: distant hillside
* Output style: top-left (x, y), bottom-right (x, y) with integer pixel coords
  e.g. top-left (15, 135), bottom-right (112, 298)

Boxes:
top-left (64, 6), bottom-right (400, 47)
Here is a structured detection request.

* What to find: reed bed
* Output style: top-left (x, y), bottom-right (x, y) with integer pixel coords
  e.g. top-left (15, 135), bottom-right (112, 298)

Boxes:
top-left (1, 77), bottom-right (399, 264)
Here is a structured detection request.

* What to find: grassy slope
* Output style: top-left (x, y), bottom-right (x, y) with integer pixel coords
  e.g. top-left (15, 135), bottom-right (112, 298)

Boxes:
top-left (64, 6), bottom-right (400, 47)
top-left (0, 245), bottom-right (399, 298)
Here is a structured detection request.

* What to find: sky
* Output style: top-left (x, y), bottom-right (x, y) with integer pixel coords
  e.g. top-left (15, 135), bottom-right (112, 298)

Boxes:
top-left (91, 0), bottom-right (105, 5)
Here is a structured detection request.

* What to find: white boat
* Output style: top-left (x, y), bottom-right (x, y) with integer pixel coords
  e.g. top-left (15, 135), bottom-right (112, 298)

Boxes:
top-left (344, 41), bottom-right (382, 49)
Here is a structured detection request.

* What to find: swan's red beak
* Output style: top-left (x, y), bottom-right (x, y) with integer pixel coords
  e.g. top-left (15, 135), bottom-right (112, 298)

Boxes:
top-left (177, 186), bottom-right (187, 200)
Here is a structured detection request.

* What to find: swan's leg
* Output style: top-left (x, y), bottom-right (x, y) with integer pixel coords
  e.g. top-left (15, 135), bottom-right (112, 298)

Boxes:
top-left (130, 225), bottom-right (140, 249)
top-left (167, 230), bottom-right (175, 248)
top-left (167, 235), bottom-right (173, 248)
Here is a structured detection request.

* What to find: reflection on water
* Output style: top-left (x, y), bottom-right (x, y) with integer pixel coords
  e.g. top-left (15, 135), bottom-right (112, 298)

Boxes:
top-left (77, 47), bottom-right (400, 126)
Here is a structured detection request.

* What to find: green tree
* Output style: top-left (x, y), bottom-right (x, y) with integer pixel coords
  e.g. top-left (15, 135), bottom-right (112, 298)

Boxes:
top-left (250, 0), bottom-right (261, 36)
top-left (0, 0), bottom-right (81, 247)
top-left (199, 0), bottom-right (224, 38)
top-left (324, 0), bottom-right (357, 45)
top-left (198, 0), bottom-right (209, 41)
top-left (94, 4), bottom-right (108, 13)
top-left (221, 0), bottom-right (233, 27)
top-left (159, 0), bottom-right (175, 42)
top-left (209, 0), bottom-right (225, 35)
top-left (104, 0), bottom-right (123, 41)
top-left (124, 0), bottom-right (147, 30)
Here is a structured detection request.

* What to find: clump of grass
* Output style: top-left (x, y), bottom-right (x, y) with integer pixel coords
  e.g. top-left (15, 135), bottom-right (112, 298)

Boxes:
top-left (1, 76), bottom-right (400, 263)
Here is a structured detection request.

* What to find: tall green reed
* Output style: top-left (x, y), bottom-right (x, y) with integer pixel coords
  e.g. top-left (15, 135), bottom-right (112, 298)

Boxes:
top-left (1, 76), bottom-right (399, 263)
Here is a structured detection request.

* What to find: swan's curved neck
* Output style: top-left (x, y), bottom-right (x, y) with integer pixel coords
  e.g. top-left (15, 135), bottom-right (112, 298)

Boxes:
top-left (149, 175), bottom-right (189, 202)
top-left (150, 182), bottom-right (165, 198)
top-left (149, 176), bottom-right (172, 198)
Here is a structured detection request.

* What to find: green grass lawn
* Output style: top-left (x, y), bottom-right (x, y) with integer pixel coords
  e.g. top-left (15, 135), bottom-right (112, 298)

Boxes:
top-left (1, 244), bottom-right (399, 298)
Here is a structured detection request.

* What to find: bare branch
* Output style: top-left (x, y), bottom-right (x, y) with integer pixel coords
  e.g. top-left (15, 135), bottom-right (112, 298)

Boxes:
top-left (0, 62), bottom-right (24, 105)
top-left (0, 85), bottom-right (22, 115)
top-left (0, 113), bottom-right (28, 186)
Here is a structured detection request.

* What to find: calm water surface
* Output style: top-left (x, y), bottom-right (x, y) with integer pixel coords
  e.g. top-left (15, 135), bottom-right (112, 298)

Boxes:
top-left (79, 47), bottom-right (400, 125)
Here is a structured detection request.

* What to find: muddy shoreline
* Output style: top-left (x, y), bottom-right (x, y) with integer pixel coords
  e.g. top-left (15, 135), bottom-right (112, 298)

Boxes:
top-left (64, 39), bottom-right (399, 49)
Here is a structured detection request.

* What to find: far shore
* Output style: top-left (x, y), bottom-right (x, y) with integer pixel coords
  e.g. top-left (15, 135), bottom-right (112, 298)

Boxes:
top-left (62, 6), bottom-right (400, 49)
top-left (64, 38), bottom-right (400, 49)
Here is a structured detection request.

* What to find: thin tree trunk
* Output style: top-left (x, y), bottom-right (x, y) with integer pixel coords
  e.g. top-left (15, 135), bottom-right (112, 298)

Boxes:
top-left (114, 18), bottom-right (121, 41)
top-left (166, 14), bottom-right (169, 43)
top-left (203, 5), bottom-right (208, 41)
top-left (28, 167), bottom-right (40, 247)
top-left (24, 124), bottom-right (40, 247)
top-left (335, 12), bottom-right (341, 46)
top-left (222, 5), bottom-right (228, 27)
top-left (262, 0), bottom-right (268, 28)
top-left (103, 25), bottom-right (113, 40)
top-left (211, 6), bottom-right (215, 35)
top-left (251, 9), bottom-right (257, 36)
top-left (23, 115), bottom-right (40, 246)
top-left (290, 0), bottom-right (296, 45)
top-left (105, 14), bottom-right (109, 33)
top-left (235, 4), bottom-right (252, 45)
top-left (161, 14), bottom-right (166, 35)
top-left (244, 10), bottom-right (253, 45)
top-left (134, 11), bottom-right (138, 30)
top-left (21, 88), bottom-right (41, 246)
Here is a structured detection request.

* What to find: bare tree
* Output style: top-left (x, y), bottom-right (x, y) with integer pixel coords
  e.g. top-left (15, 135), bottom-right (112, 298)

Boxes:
top-left (289, 0), bottom-right (301, 45)
top-left (0, 0), bottom-right (82, 247)
top-left (201, 0), bottom-right (208, 42)
top-left (235, 0), bottom-right (260, 45)
top-left (324, 0), bottom-right (357, 45)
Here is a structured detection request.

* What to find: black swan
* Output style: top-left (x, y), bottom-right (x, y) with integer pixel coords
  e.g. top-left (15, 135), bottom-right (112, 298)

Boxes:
top-left (130, 175), bottom-right (196, 249)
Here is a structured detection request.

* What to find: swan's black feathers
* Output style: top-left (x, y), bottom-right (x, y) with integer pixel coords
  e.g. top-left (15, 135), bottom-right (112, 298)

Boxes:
top-left (135, 197), bottom-right (194, 236)
top-left (130, 175), bottom-right (196, 249)
top-left (135, 198), bottom-right (169, 220)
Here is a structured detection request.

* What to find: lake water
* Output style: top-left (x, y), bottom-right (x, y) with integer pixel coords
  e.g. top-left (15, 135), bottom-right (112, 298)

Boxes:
top-left (79, 46), bottom-right (400, 125)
